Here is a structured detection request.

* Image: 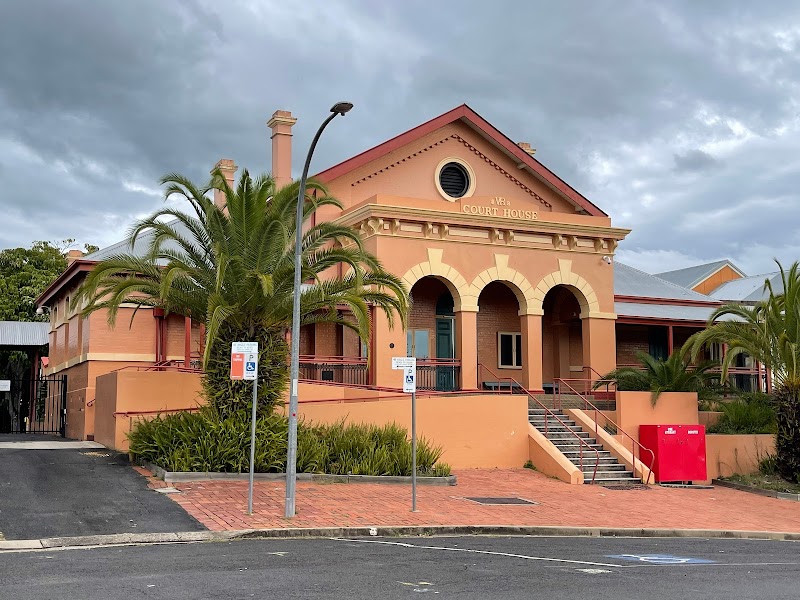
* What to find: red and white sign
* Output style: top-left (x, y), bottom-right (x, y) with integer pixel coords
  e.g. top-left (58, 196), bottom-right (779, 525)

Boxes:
top-left (230, 342), bottom-right (259, 381)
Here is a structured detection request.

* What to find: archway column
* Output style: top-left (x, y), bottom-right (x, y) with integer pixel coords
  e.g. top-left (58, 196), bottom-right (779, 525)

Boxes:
top-left (521, 312), bottom-right (543, 392)
top-left (581, 314), bottom-right (617, 380)
top-left (455, 309), bottom-right (478, 390)
top-left (373, 311), bottom-right (407, 388)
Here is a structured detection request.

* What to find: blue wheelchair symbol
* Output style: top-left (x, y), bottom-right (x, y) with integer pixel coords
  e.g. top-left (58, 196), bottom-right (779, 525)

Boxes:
top-left (245, 362), bottom-right (256, 372)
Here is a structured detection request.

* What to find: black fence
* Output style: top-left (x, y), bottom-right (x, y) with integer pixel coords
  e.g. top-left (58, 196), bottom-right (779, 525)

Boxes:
top-left (299, 357), bottom-right (369, 386)
top-left (416, 360), bottom-right (461, 392)
top-left (0, 375), bottom-right (67, 435)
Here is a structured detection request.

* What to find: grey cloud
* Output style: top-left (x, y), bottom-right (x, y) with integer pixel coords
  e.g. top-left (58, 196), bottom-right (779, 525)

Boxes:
top-left (673, 150), bottom-right (719, 172)
top-left (0, 0), bottom-right (799, 275)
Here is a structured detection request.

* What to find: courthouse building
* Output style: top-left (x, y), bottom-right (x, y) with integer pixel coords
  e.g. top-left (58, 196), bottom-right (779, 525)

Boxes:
top-left (36, 105), bottom-right (763, 441)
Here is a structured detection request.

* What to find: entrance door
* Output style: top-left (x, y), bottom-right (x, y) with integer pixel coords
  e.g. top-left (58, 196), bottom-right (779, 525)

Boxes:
top-left (435, 318), bottom-right (456, 391)
top-left (0, 375), bottom-right (67, 436)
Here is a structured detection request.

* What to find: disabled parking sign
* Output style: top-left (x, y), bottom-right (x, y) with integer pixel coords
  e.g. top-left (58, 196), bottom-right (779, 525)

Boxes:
top-left (230, 342), bottom-right (259, 381)
top-left (403, 367), bottom-right (416, 393)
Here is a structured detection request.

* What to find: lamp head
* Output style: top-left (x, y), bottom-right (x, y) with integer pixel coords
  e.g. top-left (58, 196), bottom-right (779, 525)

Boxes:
top-left (36, 307), bottom-right (45, 315)
top-left (331, 101), bottom-right (354, 116)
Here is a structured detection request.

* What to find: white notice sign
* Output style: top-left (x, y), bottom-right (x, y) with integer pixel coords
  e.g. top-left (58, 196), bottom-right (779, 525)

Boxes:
top-left (0, 380), bottom-right (9, 392)
top-left (392, 356), bottom-right (416, 370)
top-left (402, 367), bottom-right (416, 393)
top-left (231, 342), bottom-right (259, 381)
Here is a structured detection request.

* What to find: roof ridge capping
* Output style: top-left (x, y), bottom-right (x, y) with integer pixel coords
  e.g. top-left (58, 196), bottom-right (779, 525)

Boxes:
top-left (656, 259), bottom-right (746, 290)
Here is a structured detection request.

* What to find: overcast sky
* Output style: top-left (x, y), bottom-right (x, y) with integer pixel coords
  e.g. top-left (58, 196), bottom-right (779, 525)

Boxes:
top-left (1, 1), bottom-right (799, 276)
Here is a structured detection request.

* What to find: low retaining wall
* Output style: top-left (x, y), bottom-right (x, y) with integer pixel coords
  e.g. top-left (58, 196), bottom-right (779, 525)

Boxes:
top-left (94, 370), bottom-right (204, 451)
top-left (295, 389), bottom-right (530, 469)
top-left (142, 461), bottom-right (457, 486)
top-left (705, 434), bottom-right (775, 481)
top-left (615, 391), bottom-right (699, 443)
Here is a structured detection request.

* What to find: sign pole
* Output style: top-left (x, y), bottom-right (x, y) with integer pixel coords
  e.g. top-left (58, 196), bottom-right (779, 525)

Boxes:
top-left (394, 357), bottom-right (418, 513)
top-left (231, 341), bottom-right (259, 515)
top-left (247, 374), bottom-right (258, 515)
top-left (411, 389), bottom-right (417, 512)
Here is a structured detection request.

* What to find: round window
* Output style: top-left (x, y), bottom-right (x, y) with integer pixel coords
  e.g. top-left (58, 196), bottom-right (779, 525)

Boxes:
top-left (438, 162), bottom-right (470, 198)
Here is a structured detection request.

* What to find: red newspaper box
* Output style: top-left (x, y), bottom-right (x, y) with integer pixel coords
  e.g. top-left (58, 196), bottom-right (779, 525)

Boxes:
top-left (639, 425), bottom-right (707, 482)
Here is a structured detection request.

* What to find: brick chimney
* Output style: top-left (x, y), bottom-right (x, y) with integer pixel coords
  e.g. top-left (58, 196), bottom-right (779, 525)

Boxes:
top-left (211, 158), bottom-right (237, 211)
top-left (517, 142), bottom-right (536, 156)
top-left (66, 249), bottom-right (83, 265)
top-left (267, 110), bottom-right (297, 190)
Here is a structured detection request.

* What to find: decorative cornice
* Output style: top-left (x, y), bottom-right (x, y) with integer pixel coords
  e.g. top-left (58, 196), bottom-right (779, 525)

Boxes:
top-left (337, 203), bottom-right (630, 241)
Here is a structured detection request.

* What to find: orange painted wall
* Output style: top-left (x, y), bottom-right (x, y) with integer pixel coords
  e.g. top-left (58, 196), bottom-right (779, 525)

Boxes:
top-left (693, 265), bottom-right (742, 295)
top-left (704, 434), bottom-right (775, 481)
top-left (322, 121), bottom-right (579, 216)
top-left (94, 370), bottom-right (204, 451)
top-left (614, 391), bottom-right (699, 444)
top-left (295, 391), bottom-right (529, 469)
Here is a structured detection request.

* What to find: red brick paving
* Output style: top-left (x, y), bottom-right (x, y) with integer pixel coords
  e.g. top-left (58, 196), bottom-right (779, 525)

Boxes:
top-left (137, 468), bottom-right (800, 533)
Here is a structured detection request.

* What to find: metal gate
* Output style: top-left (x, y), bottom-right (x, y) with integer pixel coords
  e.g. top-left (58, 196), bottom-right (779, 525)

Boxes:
top-left (0, 375), bottom-right (67, 436)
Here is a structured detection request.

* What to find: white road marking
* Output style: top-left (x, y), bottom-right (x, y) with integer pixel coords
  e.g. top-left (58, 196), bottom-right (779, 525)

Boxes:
top-left (331, 538), bottom-right (623, 568)
top-left (577, 568), bottom-right (613, 574)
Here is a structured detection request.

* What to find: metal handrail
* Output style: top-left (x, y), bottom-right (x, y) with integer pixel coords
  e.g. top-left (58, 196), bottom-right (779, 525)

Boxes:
top-left (298, 354), bottom-right (367, 365)
top-left (554, 377), bottom-right (655, 485)
top-left (479, 364), bottom-right (599, 483)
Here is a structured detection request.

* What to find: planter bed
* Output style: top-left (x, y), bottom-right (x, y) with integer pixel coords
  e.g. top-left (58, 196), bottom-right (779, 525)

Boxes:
top-left (712, 478), bottom-right (800, 502)
top-left (142, 460), bottom-right (457, 486)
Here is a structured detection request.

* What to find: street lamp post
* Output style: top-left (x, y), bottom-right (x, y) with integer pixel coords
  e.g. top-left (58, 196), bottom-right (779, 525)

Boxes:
top-left (285, 101), bottom-right (354, 518)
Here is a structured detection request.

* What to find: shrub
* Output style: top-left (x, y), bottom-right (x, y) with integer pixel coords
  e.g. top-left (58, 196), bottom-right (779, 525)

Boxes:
top-left (128, 408), bottom-right (450, 477)
top-left (707, 395), bottom-right (777, 435)
top-left (759, 453), bottom-right (778, 476)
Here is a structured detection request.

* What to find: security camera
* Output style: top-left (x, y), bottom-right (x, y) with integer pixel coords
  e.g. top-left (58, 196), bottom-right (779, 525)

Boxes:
top-left (36, 307), bottom-right (44, 315)
top-left (601, 255), bottom-right (612, 265)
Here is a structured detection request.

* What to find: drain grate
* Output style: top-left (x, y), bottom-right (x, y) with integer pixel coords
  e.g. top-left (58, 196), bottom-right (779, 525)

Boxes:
top-left (80, 451), bottom-right (111, 457)
top-left (601, 483), bottom-right (649, 491)
top-left (465, 497), bottom-right (538, 505)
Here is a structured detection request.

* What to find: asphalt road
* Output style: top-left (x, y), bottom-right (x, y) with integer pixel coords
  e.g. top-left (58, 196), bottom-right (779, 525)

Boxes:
top-left (0, 446), bottom-right (204, 540)
top-left (2, 535), bottom-right (799, 599)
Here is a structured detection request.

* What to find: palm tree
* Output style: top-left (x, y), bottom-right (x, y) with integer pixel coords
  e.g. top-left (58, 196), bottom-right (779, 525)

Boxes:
top-left (75, 168), bottom-right (409, 415)
top-left (598, 349), bottom-right (720, 406)
top-left (689, 261), bottom-right (800, 483)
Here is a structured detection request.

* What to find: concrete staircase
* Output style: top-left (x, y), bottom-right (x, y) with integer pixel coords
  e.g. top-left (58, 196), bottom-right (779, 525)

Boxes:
top-left (528, 408), bottom-right (639, 485)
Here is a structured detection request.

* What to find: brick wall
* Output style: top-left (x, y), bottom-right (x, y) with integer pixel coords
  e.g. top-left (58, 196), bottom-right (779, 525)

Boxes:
top-left (542, 286), bottom-right (583, 381)
top-left (477, 282), bottom-right (521, 373)
top-left (299, 324), bottom-right (314, 355)
top-left (408, 277), bottom-right (450, 356)
top-left (615, 324), bottom-right (650, 365)
top-left (314, 322), bottom-right (340, 356)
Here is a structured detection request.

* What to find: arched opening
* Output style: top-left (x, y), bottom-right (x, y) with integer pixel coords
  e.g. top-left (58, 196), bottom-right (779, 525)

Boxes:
top-left (542, 285), bottom-right (584, 391)
top-left (477, 281), bottom-right (522, 387)
top-left (407, 276), bottom-right (458, 391)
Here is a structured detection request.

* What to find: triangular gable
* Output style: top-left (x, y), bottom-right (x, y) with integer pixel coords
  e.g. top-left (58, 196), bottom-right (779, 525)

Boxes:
top-left (315, 104), bottom-right (606, 217)
top-left (657, 260), bottom-right (746, 290)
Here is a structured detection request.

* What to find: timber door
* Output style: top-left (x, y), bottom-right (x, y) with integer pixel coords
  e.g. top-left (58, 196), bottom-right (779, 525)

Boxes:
top-left (435, 318), bottom-right (456, 391)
